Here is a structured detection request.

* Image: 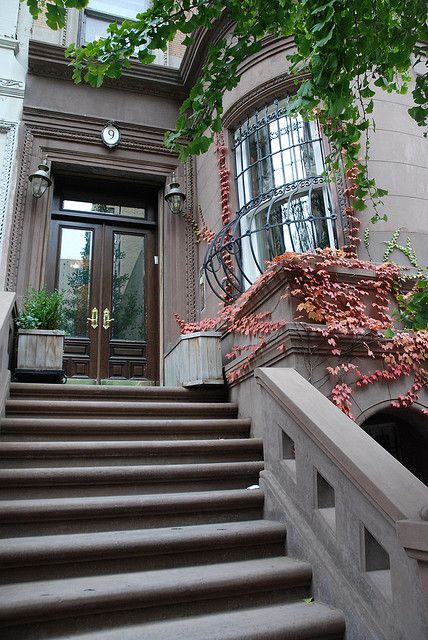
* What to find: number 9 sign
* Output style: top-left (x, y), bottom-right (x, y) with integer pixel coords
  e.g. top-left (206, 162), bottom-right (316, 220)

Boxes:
top-left (101, 122), bottom-right (120, 148)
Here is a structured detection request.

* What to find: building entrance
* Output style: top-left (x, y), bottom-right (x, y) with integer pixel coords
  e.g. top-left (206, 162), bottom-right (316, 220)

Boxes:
top-left (46, 176), bottom-right (159, 382)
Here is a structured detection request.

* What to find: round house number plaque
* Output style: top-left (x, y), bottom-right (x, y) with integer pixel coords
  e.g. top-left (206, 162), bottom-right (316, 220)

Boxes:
top-left (101, 122), bottom-right (120, 148)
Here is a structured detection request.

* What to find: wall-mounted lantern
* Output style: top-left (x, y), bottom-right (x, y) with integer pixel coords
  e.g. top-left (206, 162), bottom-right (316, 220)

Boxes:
top-left (28, 158), bottom-right (52, 199)
top-left (164, 173), bottom-right (186, 215)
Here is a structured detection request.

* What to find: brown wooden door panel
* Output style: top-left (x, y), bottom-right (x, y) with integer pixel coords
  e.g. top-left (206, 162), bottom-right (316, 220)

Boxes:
top-left (48, 212), bottom-right (158, 382)
top-left (48, 220), bottom-right (103, 379)
top-left (99, 225), bottom-right (157, 381)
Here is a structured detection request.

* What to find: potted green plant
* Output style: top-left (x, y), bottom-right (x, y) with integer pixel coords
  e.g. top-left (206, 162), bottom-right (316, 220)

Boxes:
top-left (15, 288), bottom-right (65, 382)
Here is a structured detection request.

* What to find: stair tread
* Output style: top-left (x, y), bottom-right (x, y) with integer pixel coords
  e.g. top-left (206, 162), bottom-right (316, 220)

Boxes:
top-left (1, 418), bottom-right (250, 426)
top-left (0, 385), bottom-right (345, 638)
top-left (9, 383), bottom-right (227, 401)
top-left (0, 418), bottom-right (250, 439)
top-left (0, 461), bottom-right (263, 485)
top-left (51, 602), bottom-right (345, 640)
top-left (0, 557), bottom-right (312, 624)
top-left (5, 400), bottom-right (238, 413)
top-left (0, 439), bottom-right (262, 456)
top-left (0, 520), bottom-right (285, 567)
top-left (0, 488), bottom-right (264, 522)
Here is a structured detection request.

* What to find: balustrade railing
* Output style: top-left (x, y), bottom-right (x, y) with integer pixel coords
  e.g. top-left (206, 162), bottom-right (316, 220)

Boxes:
top-left (203, 179), bottom-right (344, 303)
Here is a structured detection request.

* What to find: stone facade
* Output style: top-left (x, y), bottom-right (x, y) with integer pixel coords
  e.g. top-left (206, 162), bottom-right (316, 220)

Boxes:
top-left (1, 7), bottom-right (426, 405)
top-left (0, 1), bottom-right (32, 290)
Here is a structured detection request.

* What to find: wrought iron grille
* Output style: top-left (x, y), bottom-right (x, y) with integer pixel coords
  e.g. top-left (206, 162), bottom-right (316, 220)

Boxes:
top-left (203, 98), bottom-right (345, 303)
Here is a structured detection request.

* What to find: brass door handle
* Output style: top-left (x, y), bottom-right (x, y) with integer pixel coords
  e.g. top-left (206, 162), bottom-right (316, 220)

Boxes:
top-left (103, 308), bottom-right (114, 330)
top-left (87, 307), bottom-right (98, 329)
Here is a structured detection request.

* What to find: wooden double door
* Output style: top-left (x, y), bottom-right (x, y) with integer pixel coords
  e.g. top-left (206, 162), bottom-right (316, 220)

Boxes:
top-left (48, 214), bottom-right (158, 382)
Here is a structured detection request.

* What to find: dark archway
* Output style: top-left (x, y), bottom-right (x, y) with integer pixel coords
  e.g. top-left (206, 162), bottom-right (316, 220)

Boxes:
top-left (361, 408), bottom-right (428, 486)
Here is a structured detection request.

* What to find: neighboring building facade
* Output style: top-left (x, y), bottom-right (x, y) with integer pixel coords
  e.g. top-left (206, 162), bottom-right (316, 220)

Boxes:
top-left (0, 1), bottom-right (32, 290)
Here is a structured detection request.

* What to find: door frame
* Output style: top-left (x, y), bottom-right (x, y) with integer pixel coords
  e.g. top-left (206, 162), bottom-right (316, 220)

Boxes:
top-left (46, 179), bottom-right (160, 383)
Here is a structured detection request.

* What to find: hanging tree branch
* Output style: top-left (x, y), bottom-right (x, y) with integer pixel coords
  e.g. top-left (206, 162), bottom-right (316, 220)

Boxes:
top-left (26, 0), bottom-right (427, 212)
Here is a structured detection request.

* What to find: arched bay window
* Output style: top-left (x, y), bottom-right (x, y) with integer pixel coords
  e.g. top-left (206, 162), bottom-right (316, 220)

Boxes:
top-left (234, 97), bottom-right (338, 284)
top-left (203, 97), bottom-right (343, 302)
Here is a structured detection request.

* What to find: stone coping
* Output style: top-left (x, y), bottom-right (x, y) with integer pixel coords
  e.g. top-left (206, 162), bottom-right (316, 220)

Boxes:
top-left (255, 367), bottom-right (428, 523)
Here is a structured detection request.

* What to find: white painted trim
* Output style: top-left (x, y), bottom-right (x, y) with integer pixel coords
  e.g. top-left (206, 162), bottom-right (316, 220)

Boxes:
top-left (0, 37), bottom-right (19, 54)
top-left (0, 77), bottom-right (25, 98)
top-left (0, 121), bottom-right (17, 262)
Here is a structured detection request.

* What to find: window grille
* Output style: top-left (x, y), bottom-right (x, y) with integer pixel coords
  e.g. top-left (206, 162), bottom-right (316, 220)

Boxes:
top-left (203, 97), bottom-right (344, 302)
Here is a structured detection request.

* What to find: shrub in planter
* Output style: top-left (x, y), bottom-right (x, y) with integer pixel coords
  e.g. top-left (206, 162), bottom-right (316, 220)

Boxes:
top-left (16, 289), bottom-right (65, 379)
top-left (16, 288), bottom-right (63, 331)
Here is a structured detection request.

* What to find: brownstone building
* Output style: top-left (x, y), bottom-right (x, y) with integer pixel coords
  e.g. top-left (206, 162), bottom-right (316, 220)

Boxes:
top-left (0, 3), bottom-right (427, 639)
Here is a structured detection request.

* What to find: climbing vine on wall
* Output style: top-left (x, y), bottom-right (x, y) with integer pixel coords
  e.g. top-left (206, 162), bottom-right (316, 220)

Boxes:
top-left (176, 248), bottom-right (428, 418)
top-left (179, 205), bottom-right (215, 245)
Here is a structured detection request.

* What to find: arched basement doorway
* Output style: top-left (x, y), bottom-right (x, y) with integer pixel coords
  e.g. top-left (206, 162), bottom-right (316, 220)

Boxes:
top-left (361, 408), bottom-right (428, 486)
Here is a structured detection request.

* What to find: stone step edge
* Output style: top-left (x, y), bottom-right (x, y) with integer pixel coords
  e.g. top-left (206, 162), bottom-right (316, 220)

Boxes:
top-left (48, 601), bottom-right (346, 640)
top-left (0, 439), bottom-right (262, 458)
top-left (0, 418), bottom-right (250, 434)
top-left (0, 557), bottom-right (312, 627)
top-left (0, 461), bottom-right (263, 486)
top-left (0, 488), bottom-right (264, 523)
top-left (5, 400), bottom-right (238, 416)
top-left (9, 383), bottom-right (227, 402)
top-left (0, 520), bottom-right (286, 568)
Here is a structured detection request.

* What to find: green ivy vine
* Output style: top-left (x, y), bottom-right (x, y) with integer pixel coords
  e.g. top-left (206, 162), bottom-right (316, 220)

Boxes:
top-left (25, 0), bottom-right (428, 214)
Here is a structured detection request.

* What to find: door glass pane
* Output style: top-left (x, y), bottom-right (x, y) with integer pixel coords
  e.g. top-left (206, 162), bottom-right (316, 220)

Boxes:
top-left (112, 233), bottom-right (145, 340)
top-left (62, 200), bottom-right (146, 219)
top-left (57, 228), bottom-right (93, 337)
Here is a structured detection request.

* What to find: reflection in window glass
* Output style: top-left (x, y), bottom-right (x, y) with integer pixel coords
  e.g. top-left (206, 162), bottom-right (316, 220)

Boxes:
top-left (234, 99), bottom-right (326, 210)
top-left (83, 1), bottom-right (152, 43)
top-left (234, 97), bottom-right (338, 286)
top-left (84, 15), bottom-right (111, 41)
top-left (62, 200), bottom-right (146, 219)
top-left (87, 0), bottom-right (150, 20)
top-left (57, 228), bottom-right (93, 337)
top-left (112, 233), bottom-right (145, 341)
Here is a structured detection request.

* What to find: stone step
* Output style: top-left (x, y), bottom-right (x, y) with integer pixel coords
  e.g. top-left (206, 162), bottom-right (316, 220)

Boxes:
top-left (5, 399), bottom-right (238, 419)
top-left (47, 602), bottom-right (345, 640)
top-left (0, 520), bottom-right (286, 583)
top-left (0, 461), bottom-right (263, 499)
top-left (0, 417), bottom-right (251, 441)
top-left (9, 383), bottom-right (227, 403)
top-left (0, 438), bottom-right (263, 467)
top-left (0, 489), bottom-right (264, 538)
top-left (0, 557), bottom-right (312, 631)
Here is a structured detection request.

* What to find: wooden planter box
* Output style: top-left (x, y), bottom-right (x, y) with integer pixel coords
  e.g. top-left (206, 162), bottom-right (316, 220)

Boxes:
top-left (164, 331), bottom-right (223, 387)
top-left (17, 329), bottom-right (65, 371)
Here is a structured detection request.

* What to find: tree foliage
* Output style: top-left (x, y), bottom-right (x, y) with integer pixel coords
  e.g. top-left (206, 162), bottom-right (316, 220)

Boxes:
top-left (25, 0), bottom-right (427, 209)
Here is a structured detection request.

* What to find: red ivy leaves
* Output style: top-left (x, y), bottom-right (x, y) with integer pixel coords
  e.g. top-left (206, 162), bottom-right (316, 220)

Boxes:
top-left (176, 247), bottom-right (427, 418)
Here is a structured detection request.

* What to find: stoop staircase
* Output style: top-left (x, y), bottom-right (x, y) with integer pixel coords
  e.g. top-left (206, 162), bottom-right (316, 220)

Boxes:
top-left (0, 383), bottom-right (345, 639)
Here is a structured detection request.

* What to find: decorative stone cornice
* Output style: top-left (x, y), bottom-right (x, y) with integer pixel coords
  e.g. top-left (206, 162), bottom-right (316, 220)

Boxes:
top-left (28, 40), bottom-right (186, 99)
top-left (0, 77), bottom-right (25, 99)
top-left (22, 106), bottom-right (178, 157)
top-left (0, 37), bottom-right (20, 54)
top-left (223, 322), bottom-right (391, 387)
top-left (180, 15), bottom-right (234, 90)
